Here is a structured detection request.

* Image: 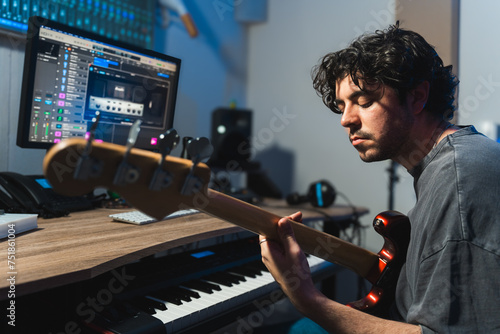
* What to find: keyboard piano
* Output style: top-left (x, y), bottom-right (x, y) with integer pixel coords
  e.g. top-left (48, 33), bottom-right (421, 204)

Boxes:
top-left (77, 236), bottom-right (336, 334)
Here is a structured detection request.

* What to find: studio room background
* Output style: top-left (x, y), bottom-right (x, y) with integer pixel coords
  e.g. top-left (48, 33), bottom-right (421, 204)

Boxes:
top-left (1, 0), bottom-right (498, 256)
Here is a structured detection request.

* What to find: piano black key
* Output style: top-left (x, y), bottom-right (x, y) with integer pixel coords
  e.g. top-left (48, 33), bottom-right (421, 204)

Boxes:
top-left (211, 271), bottom-right (247, 284)
top-left (169, 286), bottom-right (194, 302)
top-left (149, 289), bottom-right (184, 306)
top-left (229, 265), bottom-right (260, 278)
top-left (131, 300), bottom-right (157, 315)
top-left (202, 272), bottom-right (235, 287)
top-left (133, 296), bottom-right (166, 312)
top-left (227, 271), bottom-right (247, 282)
top-left (179, 286), bottom-right (200, 299)
top-left (256, 260), bottom-right (270, 271)
top-left (182, 280), bottom-right (221, 293)
top-left (154, 286), bottom-right (195, 304)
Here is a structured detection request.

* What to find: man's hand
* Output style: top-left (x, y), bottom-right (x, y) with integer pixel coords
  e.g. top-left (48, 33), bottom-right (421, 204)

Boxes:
top-left (259, 212), bottom-right (319, 312)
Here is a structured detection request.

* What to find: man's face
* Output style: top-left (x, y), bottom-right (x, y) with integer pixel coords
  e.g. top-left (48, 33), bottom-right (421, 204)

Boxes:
top-left (335, 76), bottom-right (414, 162)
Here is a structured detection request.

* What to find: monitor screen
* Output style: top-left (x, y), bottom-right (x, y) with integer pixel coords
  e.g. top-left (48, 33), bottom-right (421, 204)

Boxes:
top-left (16, 16), bottom-right (181, 151)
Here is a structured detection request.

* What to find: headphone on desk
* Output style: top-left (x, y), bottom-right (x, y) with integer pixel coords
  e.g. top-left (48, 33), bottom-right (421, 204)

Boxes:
top-left (286, 180), bottom-right (336, 208)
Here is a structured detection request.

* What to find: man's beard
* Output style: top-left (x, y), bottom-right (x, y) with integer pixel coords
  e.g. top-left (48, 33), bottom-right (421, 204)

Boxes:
top-left (352, 123), bottom-right (413, 163)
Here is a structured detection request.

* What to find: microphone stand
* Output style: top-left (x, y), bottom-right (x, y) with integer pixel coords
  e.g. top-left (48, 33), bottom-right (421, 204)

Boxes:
top-left (387, 161), bottom-right (399, 210)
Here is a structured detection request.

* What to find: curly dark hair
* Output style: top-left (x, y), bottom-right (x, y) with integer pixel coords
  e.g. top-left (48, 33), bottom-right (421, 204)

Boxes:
top-left (312, 23), bottom-right (459, 119)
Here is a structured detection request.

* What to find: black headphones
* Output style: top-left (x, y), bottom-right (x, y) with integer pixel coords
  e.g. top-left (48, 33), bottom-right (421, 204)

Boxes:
top-left (286, 180), bottom-right (336, 208)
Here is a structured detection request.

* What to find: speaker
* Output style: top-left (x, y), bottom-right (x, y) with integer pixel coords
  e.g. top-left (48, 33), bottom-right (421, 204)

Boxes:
top-left (209, 108), bottom-right (253, 168)
top-left (286, 180), bottom-right (336, 208)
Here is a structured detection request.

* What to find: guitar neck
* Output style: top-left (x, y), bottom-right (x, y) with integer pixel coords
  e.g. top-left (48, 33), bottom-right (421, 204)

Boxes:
top-left (42, 138), bottom-right (381, 281)
top-left (202, 189), bottom-right (379, 280)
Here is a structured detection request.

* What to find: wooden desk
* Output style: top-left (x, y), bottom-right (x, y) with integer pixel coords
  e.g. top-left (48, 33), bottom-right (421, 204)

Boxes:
top-left (0, 202), bottom-right (367, 300)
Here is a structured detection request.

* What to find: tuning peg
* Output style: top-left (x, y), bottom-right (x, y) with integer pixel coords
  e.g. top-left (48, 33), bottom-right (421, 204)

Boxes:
top-left (113, 120), bottom-right (142, 186)
top-left (74, 112), bottom-right (103, 180)
top-left (87, 112), bottom-right (101, 142)
top-left (158, 129), bottom-right (181, 157)
top-left (186, 137), bottom-right (214, 164)
top-left (149, 129), bottom-right (180, 191)
top-left (125, 119), bottom-right (142, 150)
top-left (180, 136), bottom-right (193, 159)
top-left (180, 137), bottom-right (214, 196)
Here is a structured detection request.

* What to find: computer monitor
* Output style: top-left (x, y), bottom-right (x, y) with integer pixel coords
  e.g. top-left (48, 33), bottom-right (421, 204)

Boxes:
top-left (16, 16), bottom-right (181, 151)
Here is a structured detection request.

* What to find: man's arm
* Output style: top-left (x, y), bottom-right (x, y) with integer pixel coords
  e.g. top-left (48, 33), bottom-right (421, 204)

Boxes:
top-left (259, 213), bottom-right (421, 334)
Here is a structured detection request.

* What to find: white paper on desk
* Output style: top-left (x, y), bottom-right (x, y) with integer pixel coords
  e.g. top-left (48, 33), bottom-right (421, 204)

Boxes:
top-left (0, 213), bottom-right (38, 239)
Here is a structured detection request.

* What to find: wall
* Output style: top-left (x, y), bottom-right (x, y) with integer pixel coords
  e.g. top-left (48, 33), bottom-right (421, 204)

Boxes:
top-left (458, 0), bottom-right (500, 136)
top-left (155, 1), bottom-right (248, 140)
top-left (0, 33), bottom-right (47, 174)
top-left (396, 0), bottom-right (459, 69)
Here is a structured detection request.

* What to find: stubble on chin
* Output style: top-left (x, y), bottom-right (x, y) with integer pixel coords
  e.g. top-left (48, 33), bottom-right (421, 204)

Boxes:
top-left (354, 136), bottom-right (407, 163)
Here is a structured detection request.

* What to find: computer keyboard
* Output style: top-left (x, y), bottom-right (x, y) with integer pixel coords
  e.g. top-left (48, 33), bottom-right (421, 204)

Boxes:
top-left (109, 209), bottom-right (199, 225)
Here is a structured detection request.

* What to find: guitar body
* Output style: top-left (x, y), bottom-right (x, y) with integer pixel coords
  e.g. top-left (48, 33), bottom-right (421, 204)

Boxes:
top-left (43, 138), bottom-right (410, 316)
top-left (348, 210), bottom-right (410, 317)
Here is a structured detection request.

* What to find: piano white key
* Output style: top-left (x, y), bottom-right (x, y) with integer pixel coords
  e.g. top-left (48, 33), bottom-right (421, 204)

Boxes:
top-left (184, 289), bottom-right (223, 318)
top-left (152, 288), bottom-right (221, 330)
top-left (173, 303), bottom-right (200, 332)
top-left (170, 292), bottom-right (226, 332)
top-left (161, 301), bottom-right (197, 333)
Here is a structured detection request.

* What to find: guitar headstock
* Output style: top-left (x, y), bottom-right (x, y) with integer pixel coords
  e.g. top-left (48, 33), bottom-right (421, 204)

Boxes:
top-left (43, 136), bottom-right (212, 220)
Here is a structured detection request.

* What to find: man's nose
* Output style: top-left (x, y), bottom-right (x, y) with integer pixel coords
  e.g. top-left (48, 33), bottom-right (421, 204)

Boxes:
top-left (340, 104), bottom-right (359, 128)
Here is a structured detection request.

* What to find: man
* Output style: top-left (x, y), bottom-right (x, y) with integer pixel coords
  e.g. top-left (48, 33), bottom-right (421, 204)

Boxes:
top-left (259, 23), bottom-right (500, 333)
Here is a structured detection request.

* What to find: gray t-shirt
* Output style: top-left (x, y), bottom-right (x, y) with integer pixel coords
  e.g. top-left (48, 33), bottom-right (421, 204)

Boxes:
top-left (395, 126), bottom-right (500, 333)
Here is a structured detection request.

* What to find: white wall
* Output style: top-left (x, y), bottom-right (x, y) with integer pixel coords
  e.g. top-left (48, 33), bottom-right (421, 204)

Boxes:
top-left (458, 0), bottom-right (500, 136)
top-left (246, 0), bottom-right (400, 251)
top-left (0, 34), bottom-right (46, 175)
top-left (156, 1), bottom-right (248, 140)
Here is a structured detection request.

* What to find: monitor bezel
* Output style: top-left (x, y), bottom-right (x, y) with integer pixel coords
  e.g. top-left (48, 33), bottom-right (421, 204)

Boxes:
top-left (16, 16), bottom-right (181, 150)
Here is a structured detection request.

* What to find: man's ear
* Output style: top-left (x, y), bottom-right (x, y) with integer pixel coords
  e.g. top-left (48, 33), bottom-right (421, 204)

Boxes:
top-left (409, 81), bottom-right (430, 114)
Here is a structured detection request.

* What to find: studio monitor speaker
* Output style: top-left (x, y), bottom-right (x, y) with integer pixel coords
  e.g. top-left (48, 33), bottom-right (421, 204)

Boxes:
top-left (210, 108), bottom-right (253, 168)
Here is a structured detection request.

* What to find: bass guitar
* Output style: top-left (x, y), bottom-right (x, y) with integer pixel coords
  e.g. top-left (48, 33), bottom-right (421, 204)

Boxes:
top-left (42, 133), bottom-right (410, 317)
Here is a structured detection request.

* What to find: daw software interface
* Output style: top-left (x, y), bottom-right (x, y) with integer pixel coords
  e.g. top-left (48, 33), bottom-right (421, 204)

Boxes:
top-left (18, 18), bottom-right (181, 150)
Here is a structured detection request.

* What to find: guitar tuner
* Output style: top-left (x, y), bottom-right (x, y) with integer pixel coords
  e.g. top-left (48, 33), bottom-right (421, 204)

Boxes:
top-left (113, 120), bottom-right (143, 186)
top-left (74, 112), bottom-right (103, 180)
top-left (180, 137), bottom-right (214, 196)
top-left (149, 129), bottom-right (180, 191)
